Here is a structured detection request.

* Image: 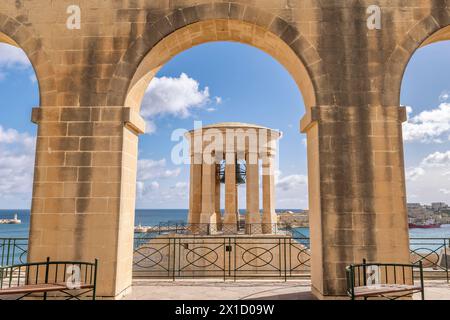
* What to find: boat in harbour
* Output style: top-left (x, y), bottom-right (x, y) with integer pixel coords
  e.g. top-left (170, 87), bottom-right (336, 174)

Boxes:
top-left (409, 218), bottom-right (441, 229)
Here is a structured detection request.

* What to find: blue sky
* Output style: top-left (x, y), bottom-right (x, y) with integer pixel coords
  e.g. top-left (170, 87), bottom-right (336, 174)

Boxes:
top-left (0, 41), bottom-right (449, 209)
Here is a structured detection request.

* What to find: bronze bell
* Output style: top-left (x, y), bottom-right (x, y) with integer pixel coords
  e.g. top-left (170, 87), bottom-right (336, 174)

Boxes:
top-left (219, 160), bottom-right (246, 185)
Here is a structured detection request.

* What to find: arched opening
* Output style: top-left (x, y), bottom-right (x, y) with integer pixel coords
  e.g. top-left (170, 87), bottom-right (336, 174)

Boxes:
top-left (0, 33), bottom-right (39, 257)
top-left (125, 20), bottom-right (316, 112)
top-left (400, 26), bottom-right (450, 265)
top-left (128, 20), bottom-right (315, 282)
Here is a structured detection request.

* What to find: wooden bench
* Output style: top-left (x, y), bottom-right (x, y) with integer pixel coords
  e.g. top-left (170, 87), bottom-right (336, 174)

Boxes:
top-left (0, 258), bottom-right (98, 300)
top-left (346, 260), bottom-right (425, 300)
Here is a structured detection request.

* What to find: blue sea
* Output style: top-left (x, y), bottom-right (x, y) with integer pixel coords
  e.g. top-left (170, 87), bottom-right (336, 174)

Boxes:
top-left (1, 209), bottom-right (450, 241)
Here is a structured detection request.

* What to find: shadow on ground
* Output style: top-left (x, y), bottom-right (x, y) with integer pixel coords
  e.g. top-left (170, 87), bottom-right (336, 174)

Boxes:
top-left (243, 291), bottom-right (317, 300)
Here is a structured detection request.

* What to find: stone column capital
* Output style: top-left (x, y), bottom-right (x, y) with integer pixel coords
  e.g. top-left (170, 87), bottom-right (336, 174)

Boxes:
top-left (246, 151), bottom-right (259, 166)
top-left (300, 105), bottom-right (408, 133)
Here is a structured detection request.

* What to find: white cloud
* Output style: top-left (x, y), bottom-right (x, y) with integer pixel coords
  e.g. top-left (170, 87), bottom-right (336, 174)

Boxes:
top-left (162, 182), bottom-right (190, 200)
top-left (439, 91), bottom-right (450, 102)
top-left (144, 120), bottom-right (157, 135)
top-left (136, 181), bottom-right (144, 197)
top-left (174, 182), bottom-right (188, 189)
top-left (0, 44), bottom-right (35, 83)
top-left (29, 74), bottom-right (37, 84)
top-left (421, 151), bottom-right (450, 167)
top-left (0, 125), bottom-right (36, 199)
top-left (137, 158), bottom-right (181, 181)
top-left (150, 181), bottom-right (160, 190)
top-left (405, 106), bottom-right (413, 115)
top-left (276, 174), bottom-right (308, 191)
top-left (142, 73), bottom-right (210, 119)
top-left (136, 180), bottom-right (160, 199)
top-left (0, 44), bottom-right (30, 68)
top-left (136, 158), bottom-right (181, 199)
top-left (302, 138), bottom-right (307, 147)
top-left (405, 167), bottom-right (425, 181)
top-left (140, 73), bottom-right (221, 134)
top-left (0, 126), bottom-right (35, 148)
top-left (405, 150), bottom-right (450, 203)
top-left (403, 103), bottom-right (450, 143)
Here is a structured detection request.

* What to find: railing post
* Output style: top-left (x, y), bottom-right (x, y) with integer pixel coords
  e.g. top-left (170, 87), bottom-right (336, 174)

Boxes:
top-left (92, 259), bottom-right (98, 301)
top-left (284, 238), bottom-right (287, 282)
top-left (351, 266), bottom-right (355, 300)
top-left (172, 238), bottom-right (176, 281)
top-left (0, 266), bottom-right (3, 289)
top-left (278, 238), bottom-right (282, 278)
top-left (223, 238), bottom-right (226, 281)
top-left (6, 239), bottom-right (11, 266)
top-left (419, 260), bottom-right (425, 300)
top-left (43, 257), bottom-right (50, 300)
top-left (1, 239), bottom-right (5, 266)
top-left (11, 239), bottom-right (16, 265)
top-left (228, 237), bottom-right (232, 278)
top-left (445, 239), bottom-right (449, 283)
top-left (362, 258), bottom-right (367, 286)
top-left (234, 237), bottom-right (237, 282)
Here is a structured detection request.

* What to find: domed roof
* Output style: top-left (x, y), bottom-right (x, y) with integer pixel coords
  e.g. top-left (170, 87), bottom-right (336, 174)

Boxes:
top-left (187, 122), bottom-right (282, 137)
top-left (202, 122), bottom-right (271, 130)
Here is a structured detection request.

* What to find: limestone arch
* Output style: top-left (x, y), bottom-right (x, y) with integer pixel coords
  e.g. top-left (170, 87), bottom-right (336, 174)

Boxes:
top-left (0, 13), bottom-right (56, 106)
top-left (385, 15), bottom-right (450, 106)
top-left (104, 4), bottom-right (324, 299)
top-left (108, 4), bottom-right (324, 110)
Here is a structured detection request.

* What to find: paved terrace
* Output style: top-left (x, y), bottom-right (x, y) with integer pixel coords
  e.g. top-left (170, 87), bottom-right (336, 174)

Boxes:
top-left (125, 280), bottom-right (450, 300)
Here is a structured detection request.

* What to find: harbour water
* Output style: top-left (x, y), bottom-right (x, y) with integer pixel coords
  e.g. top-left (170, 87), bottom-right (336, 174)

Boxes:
top-left (1, 209), bottom-right (449, 241)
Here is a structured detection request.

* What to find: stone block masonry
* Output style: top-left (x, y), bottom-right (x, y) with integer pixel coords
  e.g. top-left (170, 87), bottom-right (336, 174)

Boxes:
top-left (0, 0), bottom-right (448, 299)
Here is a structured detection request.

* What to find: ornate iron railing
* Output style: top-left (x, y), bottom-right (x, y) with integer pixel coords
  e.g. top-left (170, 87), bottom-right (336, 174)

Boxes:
top-left (0, 238), bottom-right (28, 266)
top-left (409, 238), bottom-right (449, 281)
top-left (1, 236), bottom-right (449, 282)
top-left (132, 236), bottom-right (311, 280)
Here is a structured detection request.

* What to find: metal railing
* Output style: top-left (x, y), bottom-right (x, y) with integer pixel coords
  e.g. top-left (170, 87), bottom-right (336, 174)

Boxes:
top-left (0, 238), bottom-right (28, 266)
top-left (1, 235), bottom-right (449, 282)
top-left (409, 237), bottom-right (449, 281)
top-left (133, 236), bottom-right (311, 280)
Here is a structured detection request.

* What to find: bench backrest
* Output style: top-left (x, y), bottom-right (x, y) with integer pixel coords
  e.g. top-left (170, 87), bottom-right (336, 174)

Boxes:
top-left (0, 257), bottom-right (98, 293)
top-left (346, 259), bottom-right (424, 296)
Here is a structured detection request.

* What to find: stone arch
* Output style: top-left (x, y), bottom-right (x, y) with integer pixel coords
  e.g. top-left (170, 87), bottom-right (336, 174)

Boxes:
top-left (384, 14), bottom-right (450, 106)
top-left (0, 13), bottom-right (56, 106)
top-left (107, 3), bottom-right (325, 111)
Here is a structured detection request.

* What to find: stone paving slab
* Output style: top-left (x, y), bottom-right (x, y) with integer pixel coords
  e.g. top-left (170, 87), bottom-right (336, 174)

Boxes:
top-left (126, 280), bottom-right (315, 300)
top-left (125, 280), bottom-right (450, 300)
